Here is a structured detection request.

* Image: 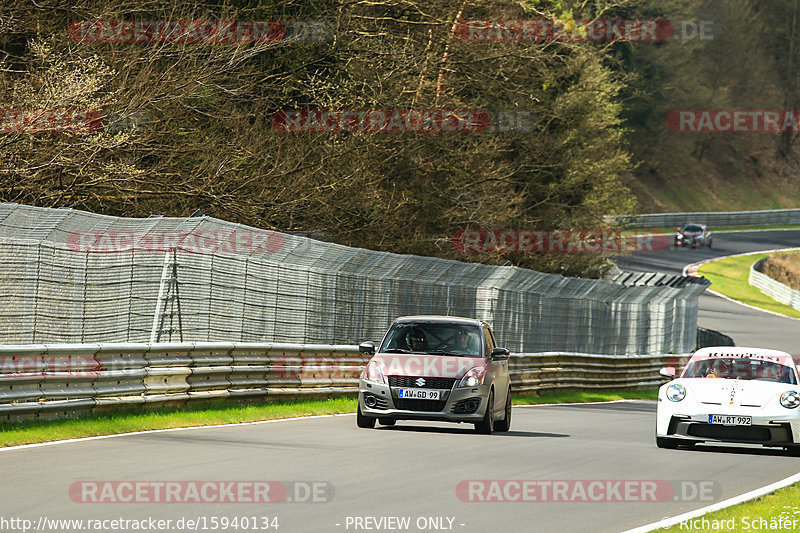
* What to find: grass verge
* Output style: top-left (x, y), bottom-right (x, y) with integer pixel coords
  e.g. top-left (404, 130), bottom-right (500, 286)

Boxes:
top-left (658, 484), bottom-right (800, 532)
top-left (0, 389), bottom-right (658, 447)
top-left (512, 388), bottom-right (657, 405)
top-left (697, 253), bottom-right (800, 319)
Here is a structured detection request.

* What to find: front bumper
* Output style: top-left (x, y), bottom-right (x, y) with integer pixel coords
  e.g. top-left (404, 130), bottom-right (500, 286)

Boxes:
top-left (658, 412), bottom-right (800, 446)
top-left (358, 378), bottom-right (490, 423)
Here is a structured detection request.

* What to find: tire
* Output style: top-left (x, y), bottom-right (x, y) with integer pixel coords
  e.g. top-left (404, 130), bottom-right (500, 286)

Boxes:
top-left (707, 239), bottom-right (713, 249)
top-left (656, 436), bottom-right (679, 449)
top-left (785, 446), bottom-right (800, 457)
top-left (475, 390), bottom-right (494, 434)
top-left (378, 417), bottom-right (396, 426)
top-left (493, 388), bottom-right (512, 432)
top-left (357, 403), bottom-right (376, 429)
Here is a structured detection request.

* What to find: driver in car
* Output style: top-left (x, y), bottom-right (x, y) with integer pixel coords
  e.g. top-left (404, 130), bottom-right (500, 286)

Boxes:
top-left (706, 358), bottom-right (731, 378)
top-left (408, 330), bottom-right (428, 352)
top-left (450, 329), bottom-right (478, 355)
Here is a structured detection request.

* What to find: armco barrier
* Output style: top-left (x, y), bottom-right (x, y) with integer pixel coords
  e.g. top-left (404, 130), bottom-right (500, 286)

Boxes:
top-left (0, 343), bottom-right (688, 422)
top-left (749, 258), bottom-right (800, 312)
top-left (609, 208), bottom-right (800, 229)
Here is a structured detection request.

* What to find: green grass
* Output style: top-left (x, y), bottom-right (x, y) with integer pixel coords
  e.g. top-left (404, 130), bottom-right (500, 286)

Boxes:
top-left (698, 253), bottom-right (800, 319)
top-left (0, 389), bottom-right (658, 447)
top-left (658, 484), bottom-right (800, 532)
top-left (0, 397), bottom-right (357, 448)
top-left (512, 388), bottom-right (657, 405)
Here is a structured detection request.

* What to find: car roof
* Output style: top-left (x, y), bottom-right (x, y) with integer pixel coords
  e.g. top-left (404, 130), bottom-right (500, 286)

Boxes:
top-left (691, 346), bottom-right (796, 367)
top-left (393, 315), bottom-right (485, 326)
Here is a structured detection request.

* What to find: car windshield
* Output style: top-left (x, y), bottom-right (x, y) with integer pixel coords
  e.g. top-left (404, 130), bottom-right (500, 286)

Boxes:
top-left (380, 323), bottom-right (483, 356)
top-left (681, 225), bottom-right (703, 233)
top-left (682, 357), bottom-right (798, 384)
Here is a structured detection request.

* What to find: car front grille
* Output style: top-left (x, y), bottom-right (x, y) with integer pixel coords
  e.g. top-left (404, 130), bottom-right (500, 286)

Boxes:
top-left (393, 399), bottom-right (447, 412)
top-left (672, 419), bottom-right (794, 444)
top-left (687, 424), bottom-right (771, 441)
top-left (388, 376), bottom-right (456, 389)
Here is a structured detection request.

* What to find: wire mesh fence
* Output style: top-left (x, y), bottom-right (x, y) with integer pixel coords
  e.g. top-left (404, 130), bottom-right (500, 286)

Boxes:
top-left (0, 203), bottom-right (709, 354)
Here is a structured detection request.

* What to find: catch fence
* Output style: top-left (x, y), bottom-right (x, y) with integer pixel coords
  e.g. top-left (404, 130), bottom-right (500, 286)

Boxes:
top-left (0, 203), bottom-right (708, 355)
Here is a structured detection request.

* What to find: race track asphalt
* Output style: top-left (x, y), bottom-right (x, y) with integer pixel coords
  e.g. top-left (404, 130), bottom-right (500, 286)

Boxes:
top-left (2, 229), bottom-right (799, 533)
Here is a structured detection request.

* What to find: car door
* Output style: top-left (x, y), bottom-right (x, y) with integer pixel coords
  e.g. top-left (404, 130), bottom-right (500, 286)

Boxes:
top-left (483, 325), bottom-right (509, 413)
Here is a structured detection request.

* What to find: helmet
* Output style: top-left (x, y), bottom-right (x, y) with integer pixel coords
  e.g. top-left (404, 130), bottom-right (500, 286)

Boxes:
top-left (407, 328), bottom-right (427, 351)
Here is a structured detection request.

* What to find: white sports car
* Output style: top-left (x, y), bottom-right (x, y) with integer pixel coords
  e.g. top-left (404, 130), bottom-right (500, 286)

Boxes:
top-left (657, 346), bottom-right (800, 455)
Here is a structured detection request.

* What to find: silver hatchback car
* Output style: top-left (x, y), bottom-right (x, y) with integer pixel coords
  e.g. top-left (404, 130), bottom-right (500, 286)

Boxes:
top-left (357, 316), bottom-right (512, 434)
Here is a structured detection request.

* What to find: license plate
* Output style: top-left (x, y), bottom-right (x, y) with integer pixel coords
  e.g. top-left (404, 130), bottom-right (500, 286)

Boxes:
top-left (708, 414), bottom-right (752, 426)
top-left (397, 388), bottom-right (440, 400)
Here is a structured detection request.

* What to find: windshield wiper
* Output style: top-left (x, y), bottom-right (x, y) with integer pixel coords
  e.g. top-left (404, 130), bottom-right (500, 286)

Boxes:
top-left (426, 350), bottom-right (467, 357)
top-left (383, 348), bottom-right (411, 353)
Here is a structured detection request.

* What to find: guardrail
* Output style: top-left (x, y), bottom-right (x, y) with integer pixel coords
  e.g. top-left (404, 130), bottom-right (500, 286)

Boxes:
top-left (0, 343), bottom-right (689, 422)
top-left (749, 258), bottom-right (800, 312)
top-left (609, 208), bottom-right (800, 229)
top-left (509, 352), bottom-right (689, 394)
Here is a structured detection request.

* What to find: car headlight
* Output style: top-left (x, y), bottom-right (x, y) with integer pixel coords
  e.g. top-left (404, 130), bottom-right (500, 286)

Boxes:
top-left (364, 361), bottom-right (385, 384)
top-left (780, 391), bottom-right (800, 409)
top-left (458, 367), bottom-right (486, 388)
top-left (666, 383), bottom-right (686, 402)
top-left (676, 234), bottom-right (683, 239)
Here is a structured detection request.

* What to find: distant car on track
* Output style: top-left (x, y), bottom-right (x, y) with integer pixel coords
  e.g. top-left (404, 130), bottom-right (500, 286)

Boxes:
top-left (657, 347), bottom-right (800, 455)
top-left (674, 223), bottom-right (712, 248)
top-left (357, 316), bottom-right (512, 434)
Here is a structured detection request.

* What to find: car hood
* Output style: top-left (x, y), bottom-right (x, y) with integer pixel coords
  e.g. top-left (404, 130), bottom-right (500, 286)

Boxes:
top-left (371, 353), bottom-right (484, 379)
top-left (683, 378), bottom-right (787, 407)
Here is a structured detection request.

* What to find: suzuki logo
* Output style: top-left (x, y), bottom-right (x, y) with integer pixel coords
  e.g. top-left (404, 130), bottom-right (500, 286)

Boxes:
top-left (415, 378), bottom-right (426, 387)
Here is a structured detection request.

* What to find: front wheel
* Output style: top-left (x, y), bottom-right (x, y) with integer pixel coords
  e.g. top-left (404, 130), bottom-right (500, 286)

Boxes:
top-left (493, 389), bottom-right (512, 432)
top-left (785, 446), bottom-right (800, 457)
top-left (475, 390), bottom-right (494, 434)
top-left (357, 403), bottom-right (376, 429)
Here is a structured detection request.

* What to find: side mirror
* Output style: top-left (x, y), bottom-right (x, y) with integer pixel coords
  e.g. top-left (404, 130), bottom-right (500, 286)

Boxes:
top-left (359, 341), bottom-right (376, 355)
top-left (491, 347), bottom-right (510, 360)
top-left (659, 367), bottom-right (677, 379)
